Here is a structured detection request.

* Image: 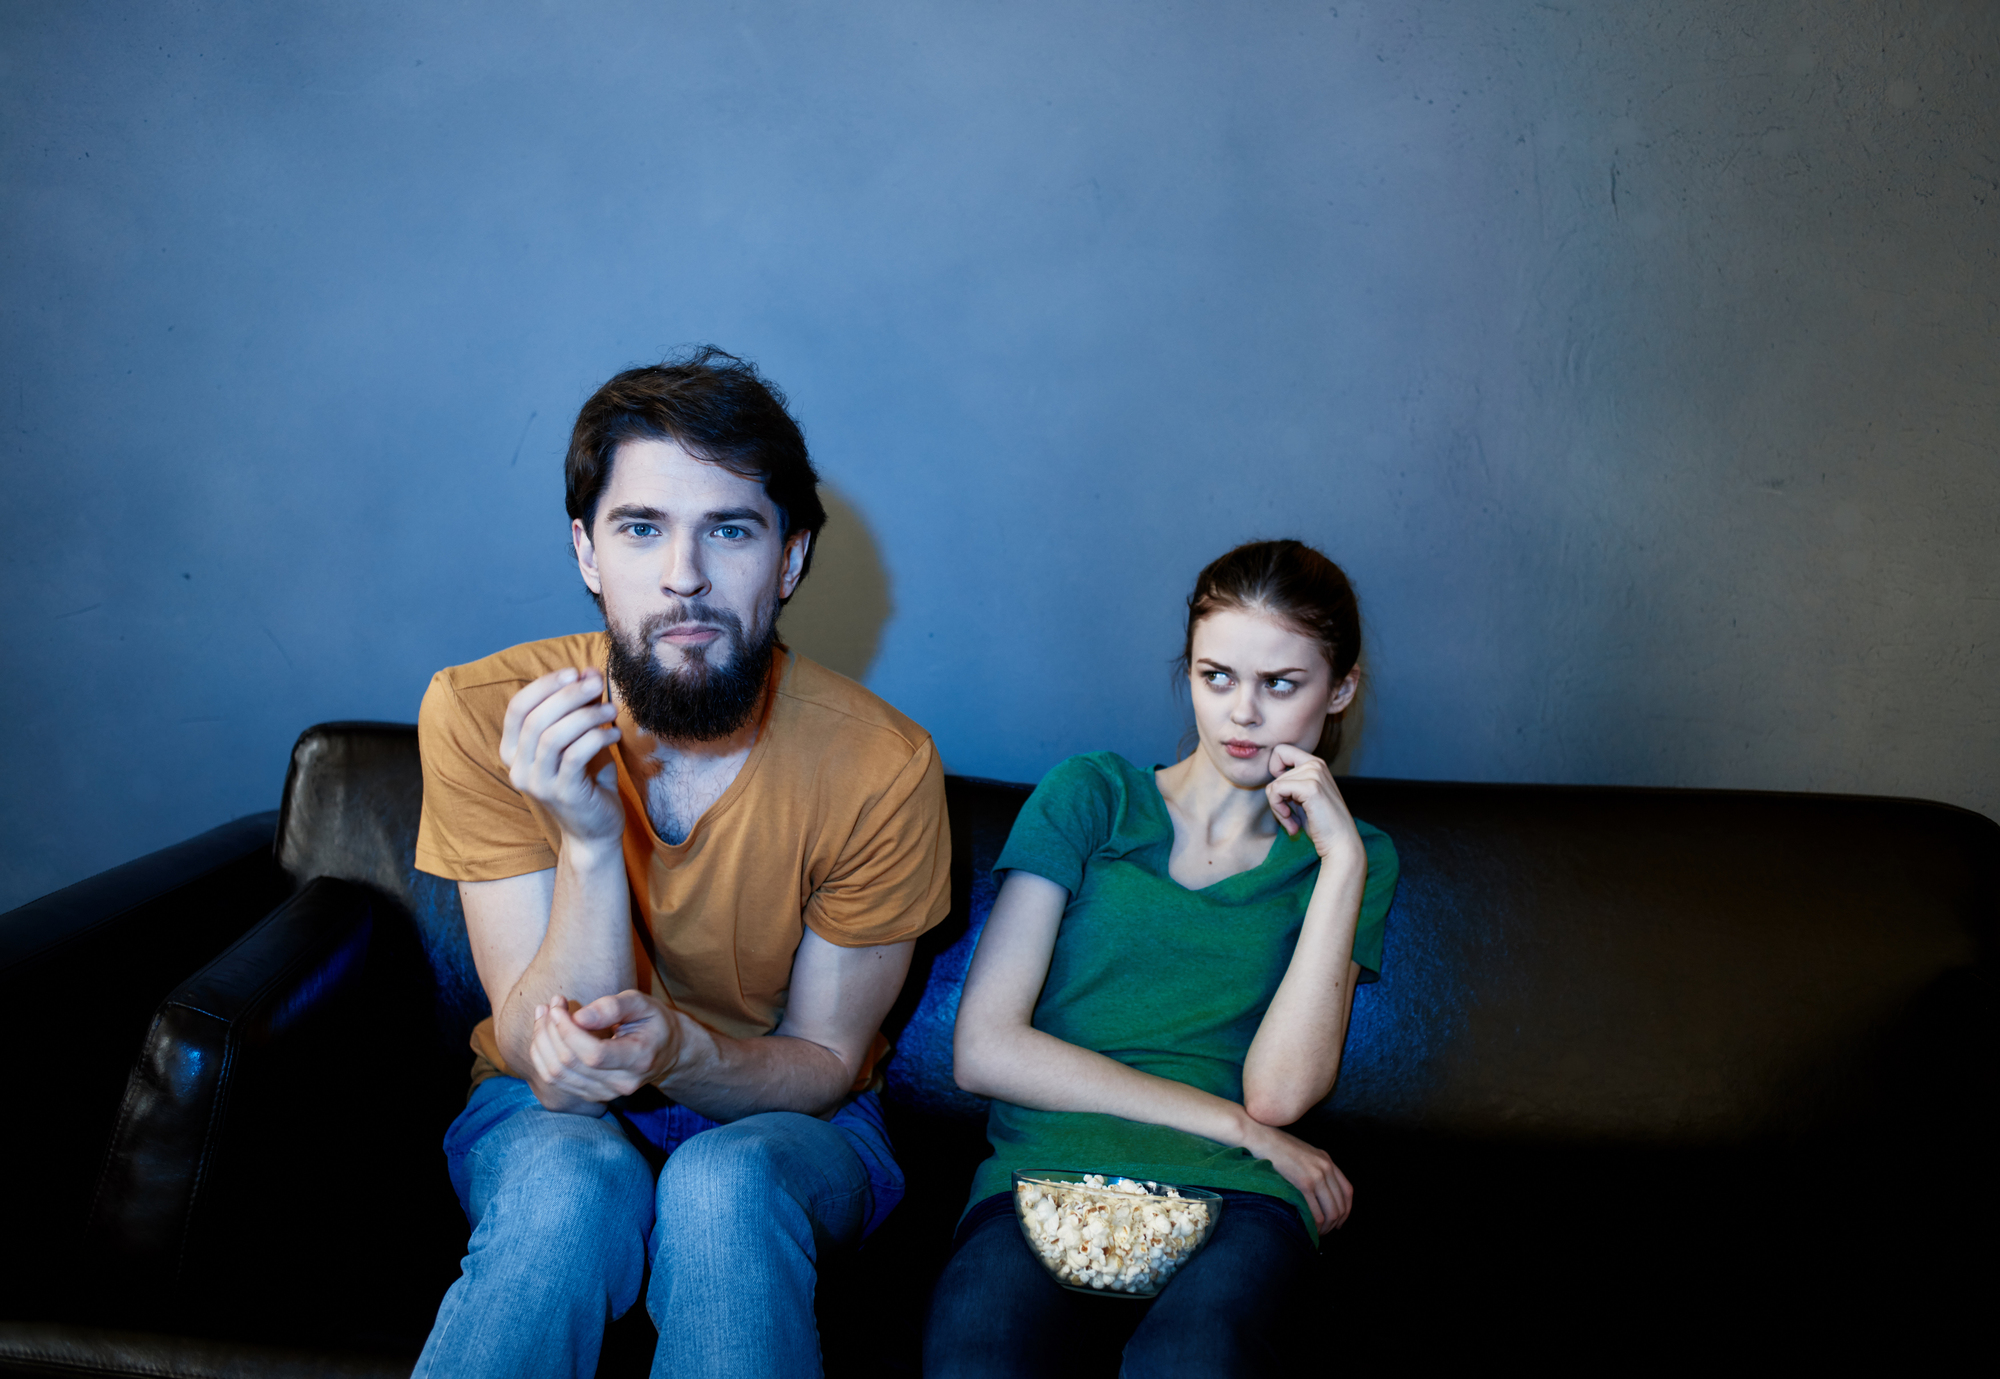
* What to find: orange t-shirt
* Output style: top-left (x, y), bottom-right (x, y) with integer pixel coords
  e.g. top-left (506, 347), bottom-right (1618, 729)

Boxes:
top-left (413, 632), bottom-right (951, 1088)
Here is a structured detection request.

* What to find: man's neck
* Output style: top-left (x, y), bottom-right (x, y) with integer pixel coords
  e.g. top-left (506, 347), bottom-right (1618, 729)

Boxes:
top-left (615, 692), bottom-right (767, 847)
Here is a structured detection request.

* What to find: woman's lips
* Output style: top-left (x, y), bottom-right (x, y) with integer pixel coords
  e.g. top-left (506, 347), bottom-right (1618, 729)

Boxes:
top-left (1223, 740), bottom-right (1261, 759)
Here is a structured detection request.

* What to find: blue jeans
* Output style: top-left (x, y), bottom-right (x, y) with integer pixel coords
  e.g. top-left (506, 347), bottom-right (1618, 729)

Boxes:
top-left (413, 1076), bottom-right (902, 1379)
top-left (923, 1189), bottom-right (1314, 1378)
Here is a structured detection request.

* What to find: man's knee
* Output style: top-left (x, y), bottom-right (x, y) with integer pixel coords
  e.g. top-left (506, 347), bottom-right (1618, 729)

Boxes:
top-left (655, 1113), bottom-right (822, 1219)
top-left (476, 1106), bottom-right (655, 1238)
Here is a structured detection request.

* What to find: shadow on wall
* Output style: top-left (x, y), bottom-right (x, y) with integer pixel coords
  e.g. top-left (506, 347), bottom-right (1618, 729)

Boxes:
top-left (781, 488), bottom-right (891, 683)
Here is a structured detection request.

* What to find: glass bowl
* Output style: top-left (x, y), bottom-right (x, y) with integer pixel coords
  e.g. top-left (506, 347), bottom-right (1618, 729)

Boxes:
top-left (1012, 1169), bottom-right (1224, 1298)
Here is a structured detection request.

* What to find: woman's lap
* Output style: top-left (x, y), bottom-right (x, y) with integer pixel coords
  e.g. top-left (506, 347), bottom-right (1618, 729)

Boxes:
top-left (923, 1189), bottom-right (1314, 1379)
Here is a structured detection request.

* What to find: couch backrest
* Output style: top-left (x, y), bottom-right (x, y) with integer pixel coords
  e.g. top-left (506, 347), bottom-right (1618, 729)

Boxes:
top-left (276, 722), bottom-right (489, 1060)
top-left (1332, 777), bottom-right (1994, 1144)
top-left (276, 723), bottom-right (1996, 1144)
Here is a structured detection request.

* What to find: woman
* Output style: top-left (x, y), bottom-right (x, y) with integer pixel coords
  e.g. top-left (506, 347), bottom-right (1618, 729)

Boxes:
top-left (923, 540), bottom-right (1399, 1378)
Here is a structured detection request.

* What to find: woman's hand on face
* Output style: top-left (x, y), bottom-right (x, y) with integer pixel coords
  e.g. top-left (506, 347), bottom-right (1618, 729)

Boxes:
top-left (1239, 1117), bottom-right (1354, 1233)
top-left (1265, 743), bottom-right (1362, 863)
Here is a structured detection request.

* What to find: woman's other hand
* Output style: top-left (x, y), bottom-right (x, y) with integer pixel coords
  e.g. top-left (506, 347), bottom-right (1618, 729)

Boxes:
top-left (1240, 1116), bottom-right (1354, 1233)
top-left (1264, 743), bottom-right (1363, 864)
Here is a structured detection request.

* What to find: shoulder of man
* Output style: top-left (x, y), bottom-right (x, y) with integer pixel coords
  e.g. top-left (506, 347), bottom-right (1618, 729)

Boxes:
top-left (415, 632), bottom-right (606, 881)
top-left (430, 630), bottom-right (609, 700)
top-left (422, 631), bottom-right (606, 733)
top-left (772, 650), bottom-right (936, 765)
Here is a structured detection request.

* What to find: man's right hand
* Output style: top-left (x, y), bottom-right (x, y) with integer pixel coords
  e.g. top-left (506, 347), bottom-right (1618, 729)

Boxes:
top-left (498, 667), bottom-right (624, 847)
top-left (527, 991), bottom-right (687, 1113)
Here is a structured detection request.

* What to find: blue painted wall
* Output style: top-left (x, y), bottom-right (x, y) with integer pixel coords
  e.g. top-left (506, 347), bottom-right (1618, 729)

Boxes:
top-left (4, 1), bottom-right (1996, 911)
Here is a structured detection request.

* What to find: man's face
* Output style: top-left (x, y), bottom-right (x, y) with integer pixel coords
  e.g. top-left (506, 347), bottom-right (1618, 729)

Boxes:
top-left (573, 437), bottom-right (808, 739)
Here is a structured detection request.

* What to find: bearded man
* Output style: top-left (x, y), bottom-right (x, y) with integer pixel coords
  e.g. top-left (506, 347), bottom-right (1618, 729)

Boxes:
top-left (410, 350), bottom-right (949, 1379)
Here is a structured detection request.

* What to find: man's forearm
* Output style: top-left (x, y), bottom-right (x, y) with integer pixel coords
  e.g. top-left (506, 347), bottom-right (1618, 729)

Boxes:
top-left (498, 838), bottom-right (638, 1073)
top-left (657, 1019), bottom-right (858, 1123)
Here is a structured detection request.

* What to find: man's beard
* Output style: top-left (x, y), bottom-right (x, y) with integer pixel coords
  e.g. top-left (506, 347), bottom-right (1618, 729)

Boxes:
top-left (605, 601), bottom-right (778, 742)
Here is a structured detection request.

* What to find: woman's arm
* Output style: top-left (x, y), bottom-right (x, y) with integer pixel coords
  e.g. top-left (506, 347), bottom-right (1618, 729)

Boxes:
top-left (954, 869), bottom-right (1353, 1230)
top-left (1240, 744), bottom-right (1370, 1126)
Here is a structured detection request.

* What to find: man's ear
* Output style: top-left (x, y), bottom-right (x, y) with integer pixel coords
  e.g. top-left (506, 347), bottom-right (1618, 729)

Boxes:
top-left (1327, 665), bottom-right (1361, 716)
top-left (573, 518), bottom-right (604, 597)
top-left (778, 529), bottom-right (811, 600)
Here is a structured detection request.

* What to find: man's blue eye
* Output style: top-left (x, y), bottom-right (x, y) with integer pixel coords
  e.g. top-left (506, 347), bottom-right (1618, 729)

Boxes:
top-left (715, 525), bottom-right (747, 540)
top-left (629, 523), bottom-right (659, 537)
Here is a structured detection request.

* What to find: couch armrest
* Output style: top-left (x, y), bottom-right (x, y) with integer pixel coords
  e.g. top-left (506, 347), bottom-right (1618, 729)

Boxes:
top-left (84, 876), bottom-right (459, 1349)
top-left (0, 813), bottom-right (290, 1318)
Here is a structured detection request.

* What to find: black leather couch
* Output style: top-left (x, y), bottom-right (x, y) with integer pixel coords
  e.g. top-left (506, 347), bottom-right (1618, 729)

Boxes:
top-left (2, 721), bottom-right (1992, 1376)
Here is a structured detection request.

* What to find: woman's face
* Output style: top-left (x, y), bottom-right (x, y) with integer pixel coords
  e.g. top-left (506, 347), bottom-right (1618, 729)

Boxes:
top-left (1187, 606), bottom-right (1358, 787)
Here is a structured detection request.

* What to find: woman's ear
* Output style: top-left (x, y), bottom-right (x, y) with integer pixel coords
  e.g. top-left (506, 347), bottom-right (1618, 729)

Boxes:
top-left (1326, 665), bottom-right (1361, 716)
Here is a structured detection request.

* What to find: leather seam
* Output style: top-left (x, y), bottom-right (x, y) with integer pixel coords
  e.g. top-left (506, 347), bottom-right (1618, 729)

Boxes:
top-left (86, 1004), bottom-right (174, 1237)
top-left (0, 1346), bottom-right (200, 1378)
top-left (171, 887), bottom-right (362, 1283)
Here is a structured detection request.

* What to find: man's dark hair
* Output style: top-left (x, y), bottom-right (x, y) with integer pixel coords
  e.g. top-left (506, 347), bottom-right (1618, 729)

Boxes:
top-left (566, 347), bottom-right (827, 591)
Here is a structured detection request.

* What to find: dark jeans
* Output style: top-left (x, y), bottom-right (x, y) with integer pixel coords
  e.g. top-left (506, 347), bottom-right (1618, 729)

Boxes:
top-left (923, 1188), bottom-right (1315, 1379)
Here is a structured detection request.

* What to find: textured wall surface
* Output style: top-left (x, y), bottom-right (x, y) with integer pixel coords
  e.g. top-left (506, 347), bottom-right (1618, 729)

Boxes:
top-left (3, 1), bottom-right (1995, 911)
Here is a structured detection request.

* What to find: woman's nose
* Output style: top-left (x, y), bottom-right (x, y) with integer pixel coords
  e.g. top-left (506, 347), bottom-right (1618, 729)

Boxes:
top-left (1229, 690), bottom-right (1260, 725)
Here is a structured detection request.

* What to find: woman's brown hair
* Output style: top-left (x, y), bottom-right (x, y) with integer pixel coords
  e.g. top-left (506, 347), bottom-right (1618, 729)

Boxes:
top-left (1178, 539), bottom-right (1362, 762)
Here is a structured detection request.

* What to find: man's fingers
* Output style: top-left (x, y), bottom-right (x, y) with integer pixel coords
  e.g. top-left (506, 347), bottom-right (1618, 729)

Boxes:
top-left (523, 695), bottom-right (613, 779)
top-left (513, 674), bottom-right (609, 778)
top-left (502, 668), bottom-right (592, 766)
top-left (552, 721), bottom-right (622, 792)
top-left (574, 989), bottom-right (654, 1030)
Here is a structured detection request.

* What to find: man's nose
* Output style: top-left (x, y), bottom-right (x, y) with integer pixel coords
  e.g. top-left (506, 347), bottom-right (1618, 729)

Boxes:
top-left (660, 533), bottom-right (710, 599)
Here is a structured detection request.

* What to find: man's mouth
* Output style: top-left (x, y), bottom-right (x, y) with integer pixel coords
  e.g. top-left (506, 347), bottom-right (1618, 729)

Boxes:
top-left (1223, 740), bottom-right (1262, 759)
top-left (657, 623), bottom-right (723, 648)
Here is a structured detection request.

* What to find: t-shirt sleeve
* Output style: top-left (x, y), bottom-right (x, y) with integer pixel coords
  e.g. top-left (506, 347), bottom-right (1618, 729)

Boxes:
top-left (1350, 822), bottom-right (1400, 984)
top-left (992, 754), bottom-right (1117, 897)
top-left (803, 735), bottom-right (952, 948)
top-left (414, 670), bottom-right (559, 882)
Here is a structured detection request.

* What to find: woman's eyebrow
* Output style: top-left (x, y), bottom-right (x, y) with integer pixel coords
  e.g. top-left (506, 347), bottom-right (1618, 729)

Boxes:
top-left (1256, 666), bottom-right (1312, 678)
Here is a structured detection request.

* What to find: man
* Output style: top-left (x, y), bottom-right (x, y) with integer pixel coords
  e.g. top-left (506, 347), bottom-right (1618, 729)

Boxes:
top-left (411, 349), bottom-right (949, 1378)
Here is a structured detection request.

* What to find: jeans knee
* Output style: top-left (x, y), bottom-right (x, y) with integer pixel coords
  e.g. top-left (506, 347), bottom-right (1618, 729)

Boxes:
top-left (656, 1115), bottom-right (821, 1221)
top-left (485, 1113), bottom-right (653, 1236)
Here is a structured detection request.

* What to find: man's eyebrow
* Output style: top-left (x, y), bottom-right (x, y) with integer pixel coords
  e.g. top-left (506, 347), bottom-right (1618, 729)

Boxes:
top-left (603, 503), bottom-right (668, 524)
top-left (599, 504), bottom-right (771, 528)
top-left (702, 507), bottom-right (770, 528)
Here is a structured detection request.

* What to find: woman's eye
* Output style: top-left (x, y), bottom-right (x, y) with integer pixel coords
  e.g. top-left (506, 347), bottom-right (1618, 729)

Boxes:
top-left (1203, 672), bottom-right (1232, 688)
top-left (1266, 678), bottom-right (1297, 695)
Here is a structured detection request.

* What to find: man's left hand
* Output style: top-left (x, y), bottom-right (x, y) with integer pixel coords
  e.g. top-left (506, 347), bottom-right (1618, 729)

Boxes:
top-left (527, 990), bottom-right (685, 1113)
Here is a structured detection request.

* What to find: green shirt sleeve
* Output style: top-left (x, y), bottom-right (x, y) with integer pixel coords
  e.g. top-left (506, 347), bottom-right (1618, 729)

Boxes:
top-left (992, 753), bottom-right (1119, 897)
top-left (1351, 821), bottom-right (1400, 983)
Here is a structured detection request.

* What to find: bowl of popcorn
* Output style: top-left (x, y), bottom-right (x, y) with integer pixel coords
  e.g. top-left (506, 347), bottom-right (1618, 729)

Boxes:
top-left (1013, 1170), bottom-right (1223, 1297)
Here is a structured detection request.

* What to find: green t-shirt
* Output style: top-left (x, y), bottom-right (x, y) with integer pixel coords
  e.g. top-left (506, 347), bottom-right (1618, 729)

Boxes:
top-left (965, 751), bottom-right (1400, 1243)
